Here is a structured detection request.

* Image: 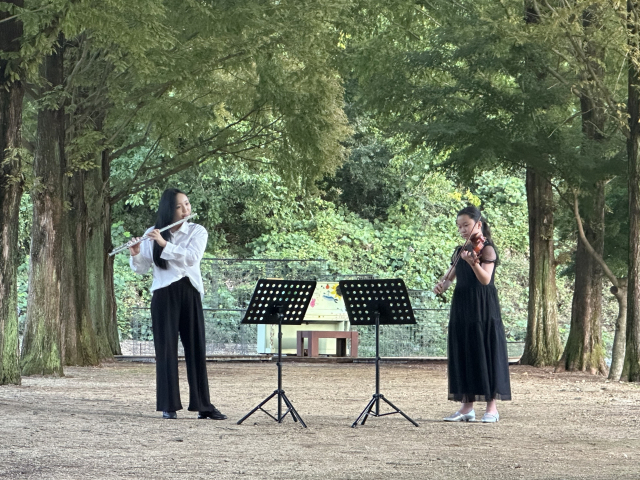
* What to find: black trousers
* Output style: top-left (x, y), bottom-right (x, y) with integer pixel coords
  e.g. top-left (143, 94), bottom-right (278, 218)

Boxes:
top-left (151, 277), bottom-right (214, 412)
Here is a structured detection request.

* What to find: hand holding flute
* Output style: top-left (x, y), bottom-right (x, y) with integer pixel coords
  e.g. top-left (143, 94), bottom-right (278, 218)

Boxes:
top-left (110, 213), bottom-right (197, 256)
top-left (129, 229), bottom-right (167, 256)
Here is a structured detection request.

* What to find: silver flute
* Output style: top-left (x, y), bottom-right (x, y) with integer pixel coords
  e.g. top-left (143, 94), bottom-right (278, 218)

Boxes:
top-left (109, 213), bottom-right (197, 256)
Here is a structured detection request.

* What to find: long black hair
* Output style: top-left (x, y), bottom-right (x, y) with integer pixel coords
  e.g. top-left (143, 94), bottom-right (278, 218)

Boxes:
top-left (153, 188), bottom-right (185, 269)
top-left (457, 205), bottom-right (498, 263)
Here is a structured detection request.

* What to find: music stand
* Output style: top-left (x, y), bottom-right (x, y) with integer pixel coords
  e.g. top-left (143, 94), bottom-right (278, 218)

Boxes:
top-left (339, 279), bottom-right (419, 427)
top-left (237, 279), bottom-right (316, 428)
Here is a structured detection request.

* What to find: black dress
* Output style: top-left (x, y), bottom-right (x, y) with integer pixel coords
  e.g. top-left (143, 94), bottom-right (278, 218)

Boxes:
top-left (447, 245), bottom-right (511, 403)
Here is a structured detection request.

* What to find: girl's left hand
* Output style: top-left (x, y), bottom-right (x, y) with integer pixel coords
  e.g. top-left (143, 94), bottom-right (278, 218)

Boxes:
top-left (460, 250), bottom-right (478, 266)
top-left (147, 229), bottom-right (167, 248)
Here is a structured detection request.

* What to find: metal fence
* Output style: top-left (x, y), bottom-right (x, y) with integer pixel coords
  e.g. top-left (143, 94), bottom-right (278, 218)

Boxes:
top-left (118, 258), bottom-right (524, 358)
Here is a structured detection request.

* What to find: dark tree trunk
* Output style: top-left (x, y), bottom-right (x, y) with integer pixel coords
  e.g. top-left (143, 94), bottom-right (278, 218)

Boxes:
top-left (520, 168), bottom-right (563, 366)
top-left (20, 36), bottom-right (66, 376)
top-left (0, 0), bottom-right (25, 385)
top-left (625, 0), bottom-right (640, 381)
top-left (60, 37), bottom-right (119, 361)
top-left (87, 150), bottom-right (120, 357)
top-left (61, 170), bottom-right (100, 365)
top-left (64, 148), bottom-right (121, 361)
top-left (561, 183), bottom-right (607, 374)
top-left (559, 6), bottom-right (608, 375)
top-left (60, 151), bottom-right (120, 363)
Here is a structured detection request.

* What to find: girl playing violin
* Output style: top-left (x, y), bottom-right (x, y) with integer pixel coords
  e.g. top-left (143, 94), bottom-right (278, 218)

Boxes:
top-left (433, 206), bottom-right (511, 423)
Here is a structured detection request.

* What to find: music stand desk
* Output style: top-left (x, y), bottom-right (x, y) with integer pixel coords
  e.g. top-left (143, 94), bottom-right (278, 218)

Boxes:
top-left (236, 279), bottom-right (316, 428)
top-left (339, 279), bottom-right (419, 428)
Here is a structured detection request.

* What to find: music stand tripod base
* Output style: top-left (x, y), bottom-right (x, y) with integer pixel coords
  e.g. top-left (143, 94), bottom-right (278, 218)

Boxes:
top-left (236, 279), bottom-right (316, 428)
top-left (351, 393), bottom-right (419, 428)
top-left (339, 279), bottom-right (419, 428)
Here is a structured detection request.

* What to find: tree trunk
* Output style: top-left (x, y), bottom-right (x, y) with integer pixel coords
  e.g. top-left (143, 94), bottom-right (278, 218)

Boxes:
top-left (60, 36), bottom-right (119, 361)
top-left (61, 170), bottom-right (100, 365)
top-left (520, 168), bottom-right (563, 366)
top-left (20, 37), bottom-right (66, 376)
top-left (559, 5), bottom-right (608, 375)
top-left (561, 184), bottom-right (607, 374)
top-left (59, 152), bottom-right (120, 363)
top-left (87, 150), bottom-right (120, 357)
top-left (65, 147), bottom-right (121, 360)
top-left (625, 1), bottom-right (640, 381)
top-left (609, 281), bottom-right (628, 380)
top-left (0, 0), bottom-right (25, 385)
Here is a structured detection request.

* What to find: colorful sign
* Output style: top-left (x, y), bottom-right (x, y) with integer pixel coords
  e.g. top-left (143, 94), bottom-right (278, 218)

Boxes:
top-left (304, 282), bottom-right (348, 320)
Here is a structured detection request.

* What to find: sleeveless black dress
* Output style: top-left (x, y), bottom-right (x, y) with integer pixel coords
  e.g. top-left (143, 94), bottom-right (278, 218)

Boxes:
top-left (447, 245), bottom-right (511, 402)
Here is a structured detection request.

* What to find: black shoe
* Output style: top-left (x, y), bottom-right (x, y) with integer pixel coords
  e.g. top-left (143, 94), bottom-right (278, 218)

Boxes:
top-left (198, 407), bottom-right (227, 420)
top-left (162, 411), bottom-right (177, 419)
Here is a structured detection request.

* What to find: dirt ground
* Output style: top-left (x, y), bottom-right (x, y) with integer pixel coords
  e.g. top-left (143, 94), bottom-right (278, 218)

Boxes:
top-left (1, 360), bottom-right (639, 480)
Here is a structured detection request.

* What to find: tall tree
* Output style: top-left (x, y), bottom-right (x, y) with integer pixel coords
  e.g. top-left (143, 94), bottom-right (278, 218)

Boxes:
top-left (0, 0), bottom-right (25, 384)
top-left (519, 2), bottom-right (563, 366)
top-left (554, 4), bottom-right (609, 374)
top-left (20, 35), bottom-right (66, 375)
top-left (568, 189), bottom-right (628, 379)
top-left (624, 0), bottom-right (640, 381)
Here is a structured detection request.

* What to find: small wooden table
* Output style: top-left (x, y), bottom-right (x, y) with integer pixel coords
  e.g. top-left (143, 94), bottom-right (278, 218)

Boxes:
top-left (296, 331), bottom-right (359, 357)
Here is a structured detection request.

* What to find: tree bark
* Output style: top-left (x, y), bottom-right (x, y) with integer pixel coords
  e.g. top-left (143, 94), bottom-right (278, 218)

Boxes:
top-left (624, 0), bottom-right (640, 381)
top-left (561, 184), bottom-right (607, 374)
top-left (521, 168), bottom-right (562, 366)
top-left (567, 190), bottom-right (627, 379)
top-left (609, 281), bottom-right (628, 380)
top-left (20, 36), bottom-right (66, 376)
top-left (0, 0), bottom-right (25, 385)
top-left (61, 169), bottom-right (100, 365)
top-left (87, 150), bottom-right (120, 357)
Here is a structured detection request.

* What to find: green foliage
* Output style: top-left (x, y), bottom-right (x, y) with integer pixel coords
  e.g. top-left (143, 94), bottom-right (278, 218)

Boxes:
top-left (111, 221), bottom-right (151, 338)
top-left (17, 193), bottom-right (32, 261)
top-left (474, 171), bottom-right (528, 252)
top-left (318, 136), bottom-right (401, 222)
top-left (250, 167), bottom-right (525, 294)
top-left (112, 159), bottom-right (303, 256)
top-left (103, 0), bottom-right (353, 204)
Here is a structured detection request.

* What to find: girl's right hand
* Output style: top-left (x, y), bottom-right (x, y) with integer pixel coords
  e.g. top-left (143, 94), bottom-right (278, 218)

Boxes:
top-left (129, 238), bottom-right (141, 256)
top-left (433, 279), bottom-right (447, 295)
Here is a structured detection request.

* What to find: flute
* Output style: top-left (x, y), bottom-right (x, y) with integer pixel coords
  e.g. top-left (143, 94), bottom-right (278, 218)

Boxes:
top-left (109, 213), bottom-right (197, 256)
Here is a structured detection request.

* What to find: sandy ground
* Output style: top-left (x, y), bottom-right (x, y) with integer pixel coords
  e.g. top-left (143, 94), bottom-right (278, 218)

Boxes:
top-left (1, 361), bottom-right (639, 480)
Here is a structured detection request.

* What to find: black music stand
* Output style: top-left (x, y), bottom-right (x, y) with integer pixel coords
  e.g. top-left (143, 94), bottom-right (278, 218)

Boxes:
top-left (339, 279), bottom-right (419, 428)
top-left (237, 279), bottom-right (316, 428)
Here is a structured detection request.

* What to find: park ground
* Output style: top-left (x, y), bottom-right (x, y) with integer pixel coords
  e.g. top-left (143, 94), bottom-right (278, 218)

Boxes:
top-left (1, 361), bottom-right (639, 479)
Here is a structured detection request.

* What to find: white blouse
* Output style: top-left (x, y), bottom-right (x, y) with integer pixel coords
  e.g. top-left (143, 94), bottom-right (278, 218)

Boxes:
top-left (129, 221), bottom-right (207, 298)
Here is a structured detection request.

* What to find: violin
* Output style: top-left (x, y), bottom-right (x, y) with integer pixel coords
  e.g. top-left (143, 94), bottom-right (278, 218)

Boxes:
top-left (463, 232), bottom-right (486, 264)
top-left (434, 221), bottom-right (485, 301)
